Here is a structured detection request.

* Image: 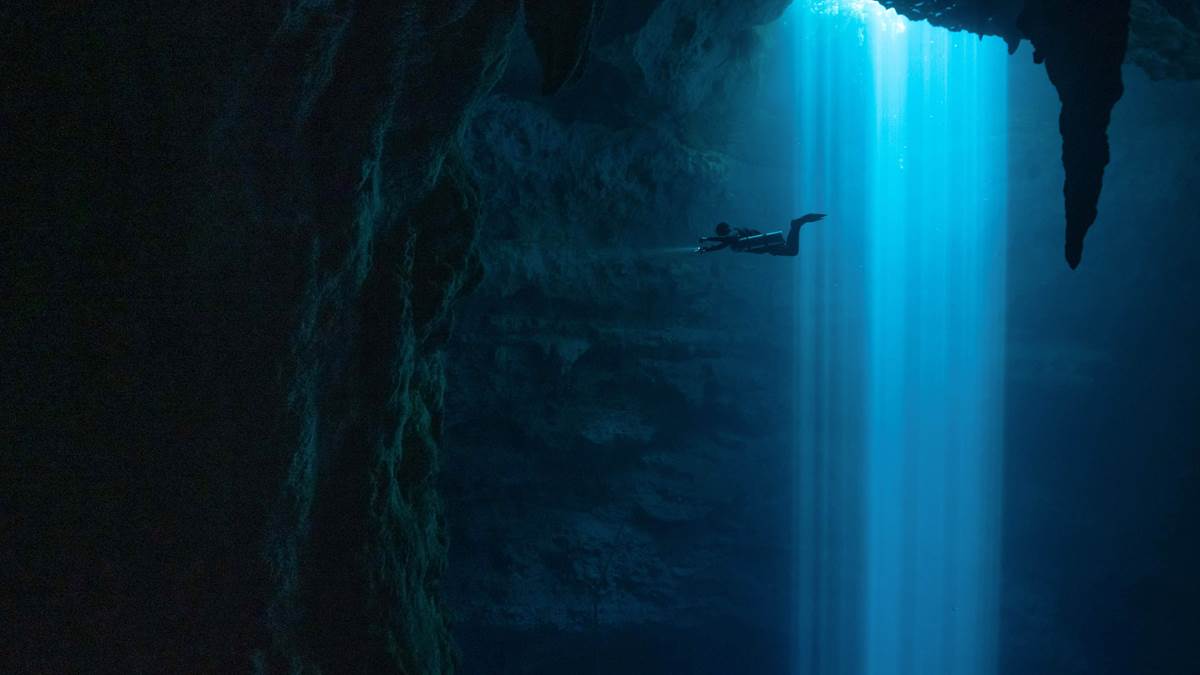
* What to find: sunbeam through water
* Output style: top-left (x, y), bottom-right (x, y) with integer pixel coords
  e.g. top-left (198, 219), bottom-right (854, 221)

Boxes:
top-left (790, 3), bottom-right (1007, 674)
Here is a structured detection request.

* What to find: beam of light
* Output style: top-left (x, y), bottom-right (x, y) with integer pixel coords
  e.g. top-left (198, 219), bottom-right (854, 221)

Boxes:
top-left (789, 3), bottom-right (1006, 674)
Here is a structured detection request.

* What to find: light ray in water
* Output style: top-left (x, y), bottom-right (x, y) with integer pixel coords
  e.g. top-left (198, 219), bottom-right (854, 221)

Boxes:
top-left (645, 246), bottom-right (707, 255)
top-left (790, 3), bottom-right (1006, 674)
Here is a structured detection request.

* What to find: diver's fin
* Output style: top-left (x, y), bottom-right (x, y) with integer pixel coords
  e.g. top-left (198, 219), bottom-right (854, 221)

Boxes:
top-left (791, 213), bottom-right (827, 228)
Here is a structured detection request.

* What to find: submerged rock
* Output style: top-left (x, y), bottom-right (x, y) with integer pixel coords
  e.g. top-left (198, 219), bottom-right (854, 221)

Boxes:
top-left (1128, 0), bottom-right (1200, 79)
top-left (1, 0), bottom-right (601, 671)
top-left (881, 0), bottom-right (1197, 266)
top-left (881, 0), bottom-right (1133, 267)
top-left (1018, 0), bottom-right (1132, 268)
top-left (3, 0), bottom-right (1197, 672)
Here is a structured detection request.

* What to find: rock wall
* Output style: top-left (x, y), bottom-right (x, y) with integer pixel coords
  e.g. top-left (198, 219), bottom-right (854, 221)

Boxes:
top-left (1, 1), bottom-right (595, 671)
top-left (1128, 0), bottom-right (1200, 79)
top-left (442, 0), bottom-right (1198, 672)
top-left (3, 0), bottom-right (1197, 672)
top-left (441, 2), bottom-right (799, 672)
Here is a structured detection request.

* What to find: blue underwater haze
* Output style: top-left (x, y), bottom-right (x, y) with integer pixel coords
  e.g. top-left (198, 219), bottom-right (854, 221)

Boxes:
top-left (446, 2), bottom-right (1200, 673)
top-left (790, 5), bottom-right (1005, 674)
top-left (780, 4), bottom-right (1200, 674)
top-left (5, 1), bottom-right (1198, 672)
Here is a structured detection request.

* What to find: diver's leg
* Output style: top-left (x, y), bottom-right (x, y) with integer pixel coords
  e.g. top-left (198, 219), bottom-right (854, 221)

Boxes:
top-left (775, 222), bottom-right (801, 256)
top-left (774, 213), bottom-right (824, 256)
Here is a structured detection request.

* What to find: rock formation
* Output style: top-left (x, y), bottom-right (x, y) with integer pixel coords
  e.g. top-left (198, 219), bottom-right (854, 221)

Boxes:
top-left (879, 0), bottom-right (1196, 266)
top-left (444, 0), bottom-right (1199, 671)
top-left (880, 0), bottom-right (1132, 267)
top-left (3, 0), bottom-right (1197, 672)
top-left (2, 1), bottom-right (595, 671)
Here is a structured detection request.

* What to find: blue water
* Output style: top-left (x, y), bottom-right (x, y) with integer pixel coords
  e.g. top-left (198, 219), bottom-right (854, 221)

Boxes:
top-left (790, 3), bottom-right (1007, 674)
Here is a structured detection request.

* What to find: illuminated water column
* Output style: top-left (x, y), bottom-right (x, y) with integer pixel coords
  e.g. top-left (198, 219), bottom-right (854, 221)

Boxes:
top-left (791, 4), bottom-right (1006, 674)
top-left (791, 7), bottom-right (870, 675)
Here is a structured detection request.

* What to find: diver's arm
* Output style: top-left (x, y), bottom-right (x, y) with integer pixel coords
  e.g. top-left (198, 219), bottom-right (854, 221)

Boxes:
top-left (697, 240), bottom-right (729, 253)
top-left (697, 235), bottom-right (736, 253)
top-left (696, 233), bottom-right (739, 253)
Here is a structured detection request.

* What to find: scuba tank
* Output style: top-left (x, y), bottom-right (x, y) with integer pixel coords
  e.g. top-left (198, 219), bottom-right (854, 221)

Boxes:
top-left (732, 230), bottom-right (785, 253)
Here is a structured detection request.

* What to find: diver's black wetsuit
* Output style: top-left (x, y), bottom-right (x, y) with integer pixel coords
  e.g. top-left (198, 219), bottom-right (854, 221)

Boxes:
top-left (698, 213), bottom-right (824, 256)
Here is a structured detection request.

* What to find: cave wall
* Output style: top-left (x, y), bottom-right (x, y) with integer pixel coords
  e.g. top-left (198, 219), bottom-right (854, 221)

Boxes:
top-left (0, 1), bottom-right (596, 671)
top-left (1128, 0), bottom-right (1200, 78)
top-left (441, 1), bottom-right (1200, 673)
top-left (3, 0), bottom-right (1197, 672)
top-left (441, 1), bottom-right (801, 672)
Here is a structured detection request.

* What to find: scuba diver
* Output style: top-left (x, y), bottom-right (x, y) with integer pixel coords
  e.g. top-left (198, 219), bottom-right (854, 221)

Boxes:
top-left (696, 213), bottom-right (826, 256)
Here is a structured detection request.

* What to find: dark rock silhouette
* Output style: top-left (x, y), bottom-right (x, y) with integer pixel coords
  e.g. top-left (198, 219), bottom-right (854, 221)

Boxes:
top-left (1018, 0), bottom-right (1132, 268)
top-left (525, 0), bottom-right (607, 93)
top-left (884, 0), bottom-right (1134, 267)
top-left (1, 1), bottom-right (602, 671)
top-left (3, 0), bottom-right (1198, 672)
top-left (1127, 0), bottom-right (1200, 79)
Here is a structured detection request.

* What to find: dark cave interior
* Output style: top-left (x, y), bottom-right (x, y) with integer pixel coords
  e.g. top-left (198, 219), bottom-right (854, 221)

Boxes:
top-left (3, 1), bottom-right (1199, 673)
